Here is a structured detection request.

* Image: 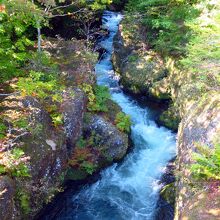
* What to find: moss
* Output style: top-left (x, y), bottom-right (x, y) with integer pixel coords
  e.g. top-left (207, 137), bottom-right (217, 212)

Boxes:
top-left (160, 182), bottom-right (176, 207)
top-left (159, 107), bottom-right (180, 131)
top-left (13, 117), bottom-right (29, 129)
top-left (0, 120), bottom-right (7, 139)
top-left (16, 189), bottom-right (31, 215)
top-left (104, 99), bottom-right (122, 122)
top-left (66, 168), bottom-right (88, 181)
top-left (149, 83), bottom-right (170, 100)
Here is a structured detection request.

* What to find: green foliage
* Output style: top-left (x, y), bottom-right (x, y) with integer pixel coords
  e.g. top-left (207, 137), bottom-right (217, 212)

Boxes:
top-left (81, 161), bottom-right (96, 174)
top-left (180, 3), bottom-right (220, 89)
top-left (79, 0), bottom-right (112, 10)
top-left (76, 137), bottom-right (87, 149)
top-left (115, 112), bottom-right (132, 133)
top-left (128, 54), bottom-right (139, 62)
top-left (50, 113), bottom-right (63, 127)
top-left (80, 84), bottom-right (110, 112)
top-left (0, 121), bottom-right (7, 139)
top-left (92, 85), bottom-right (110, 112)
top-left (0, 0), bottom-right (44, 83)
top-left (190, 143), bottom-right (220, 180)
top-left (125, 0), bottom-right (203, 56)
top-left (13, 118), bottom-right (29, 129)
top-left (0, 148), bottom-right (30, 177)
top-left (69, 148), bottom-right (97, 175)
top-left (16, 190), bottom-right (31, 215)
top-left (17, 70), bottom-right (63, 101)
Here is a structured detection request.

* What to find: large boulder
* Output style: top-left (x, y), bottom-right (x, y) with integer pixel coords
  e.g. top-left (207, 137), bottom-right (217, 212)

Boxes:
top-left (43, 39), bottom-right (97, 87)
top-left (62, 88), bottom-right (87, 151)
top-left (0, 89), bottom-right (87, 218)
top-left (113, 24), bottom-right (168, 98)
top-left (84, 114), bottom-right (129, 161)
top-left (0, 95), bottom-right (67, 217)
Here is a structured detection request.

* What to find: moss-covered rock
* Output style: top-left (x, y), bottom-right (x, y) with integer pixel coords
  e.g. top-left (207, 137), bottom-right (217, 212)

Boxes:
top-left (0, 88), bottom-right (88, 218)
top-left (0, 94), bottom-right (66, 218)
top-left (62, 88), bottom-right (87, 151)
top-left (104, 99), bottom-right (122, 123)
top-left (178, 187), bottom-right (220, 220)
top-left (160, 182), bottom-right (176, 207)
top-left (44, 38), bottom-right (97, 87)
top-left (83, 113), bottom-right (129, 162)
top-left (158, 107), bottom-right (180, 131)
top-left (113, 27), bottom-right (167, 96)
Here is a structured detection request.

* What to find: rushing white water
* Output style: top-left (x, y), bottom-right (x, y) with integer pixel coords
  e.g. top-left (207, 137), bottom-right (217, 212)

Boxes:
top-left (48, 11), bottom-right (176, 220)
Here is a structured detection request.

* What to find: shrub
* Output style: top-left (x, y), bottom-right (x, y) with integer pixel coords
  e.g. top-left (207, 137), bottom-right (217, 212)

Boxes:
top-left (17, 70), bottom-right (63, 101)
top-left (50, 113), bottom-right (63, 127)
top-left (0, 121), bottom-right (7, 139)
top-left (115, 112), bottom-right (132, 133)
top-left (80, 84), bottom-right (110, 112)
top-left (190, 143), bottom-right (220, 180)
top-left (0, 148), bottom-right (30, 177)
top-left (69, 148), bottom-right (97, 175)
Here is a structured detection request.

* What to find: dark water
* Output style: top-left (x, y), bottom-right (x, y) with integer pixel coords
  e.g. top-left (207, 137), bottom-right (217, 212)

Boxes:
top-left (39, 11), bottom-right (176, 220)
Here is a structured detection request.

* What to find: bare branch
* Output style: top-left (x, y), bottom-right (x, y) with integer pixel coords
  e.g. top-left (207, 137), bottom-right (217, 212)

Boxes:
top-left (0, 92), bottom-right (19, 97)
top-left (11, 132), bottom-right (29, 143)
top-left (48, 8), bottom-right (85, 18)
top-left (50, 3), bottom-right (75, 11)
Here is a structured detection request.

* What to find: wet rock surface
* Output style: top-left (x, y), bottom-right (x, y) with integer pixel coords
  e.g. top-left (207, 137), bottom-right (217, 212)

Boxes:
top-left (84, 114), bottom-right (129, 161)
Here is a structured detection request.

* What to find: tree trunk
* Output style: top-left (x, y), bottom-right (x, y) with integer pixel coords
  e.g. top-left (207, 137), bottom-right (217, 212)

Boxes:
top-left (37, 26), bottom-right (41, 53)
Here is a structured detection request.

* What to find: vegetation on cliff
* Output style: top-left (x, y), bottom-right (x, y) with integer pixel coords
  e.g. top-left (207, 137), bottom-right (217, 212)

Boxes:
top-left (113, 0), bottom-right (220, 218)
top-left (0, 0), bottom-right (130, 219)
top-left (113, 0), bottom-right (220, 127)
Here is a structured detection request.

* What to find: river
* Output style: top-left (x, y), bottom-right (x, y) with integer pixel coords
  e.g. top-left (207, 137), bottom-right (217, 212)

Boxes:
top-left (40, 11), bottom-right (176, 220)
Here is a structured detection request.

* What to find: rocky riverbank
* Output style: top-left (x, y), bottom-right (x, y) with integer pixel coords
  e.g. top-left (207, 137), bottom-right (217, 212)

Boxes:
top-left (112, 16), bottom-right (220, 219)
top-left (0, 38), bottom-right (130, 219)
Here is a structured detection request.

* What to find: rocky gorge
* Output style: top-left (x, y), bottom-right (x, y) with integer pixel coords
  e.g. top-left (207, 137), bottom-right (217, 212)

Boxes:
top-left (112, 10), bottom-right (220, 219)
top-left (0, 0), bottom-right (220, 219)
top-left (0, 37), bottom-right (130, 219)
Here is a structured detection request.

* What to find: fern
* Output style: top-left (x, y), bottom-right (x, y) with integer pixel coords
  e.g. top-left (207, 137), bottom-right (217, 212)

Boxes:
top-left (115, 112), bottom-right (132, 133)
top-left (190, 143), bottom-right (220, 180)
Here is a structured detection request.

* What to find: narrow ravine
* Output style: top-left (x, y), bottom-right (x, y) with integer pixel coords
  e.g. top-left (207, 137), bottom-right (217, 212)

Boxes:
top-left (42, 11), bottom-right (176, 220)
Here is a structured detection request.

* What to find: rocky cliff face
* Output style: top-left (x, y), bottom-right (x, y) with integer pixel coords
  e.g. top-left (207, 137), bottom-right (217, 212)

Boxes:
top-left (113, 20), bottom-right (220, 219)
top-left (0, 39), bottom-right (129, 219)
top-left (113, 25), bottom-right (168, 99)
top-left (175, 92), bottom-right (220, 220)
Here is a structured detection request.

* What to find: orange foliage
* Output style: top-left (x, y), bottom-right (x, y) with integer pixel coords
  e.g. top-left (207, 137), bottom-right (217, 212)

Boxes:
top-left (0, 4), bottom-right (5, 12)
top-left (69, 148), bottom-right (94, 167)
